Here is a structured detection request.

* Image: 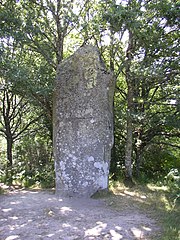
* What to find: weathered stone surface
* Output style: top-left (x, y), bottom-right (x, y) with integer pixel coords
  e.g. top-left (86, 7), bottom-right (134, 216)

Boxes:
top-left (53, 45), bottom-right (115, 197)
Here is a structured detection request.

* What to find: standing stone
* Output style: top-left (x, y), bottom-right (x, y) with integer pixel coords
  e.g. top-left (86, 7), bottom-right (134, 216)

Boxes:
top-left (53, 45), bottom-right (115, 197)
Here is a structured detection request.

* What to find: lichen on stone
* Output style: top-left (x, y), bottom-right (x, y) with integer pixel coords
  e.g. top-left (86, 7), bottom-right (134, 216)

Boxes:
top-left (53, 45), bottom-right (115, 197)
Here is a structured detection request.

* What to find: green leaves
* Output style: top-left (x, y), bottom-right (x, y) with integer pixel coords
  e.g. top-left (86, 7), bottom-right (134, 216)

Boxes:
top-left (0, 0), bottom-right (179, 182)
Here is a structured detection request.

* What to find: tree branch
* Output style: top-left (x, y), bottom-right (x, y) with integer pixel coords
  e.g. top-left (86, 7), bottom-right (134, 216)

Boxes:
top-left (13, 114), bottom-right (43, 141)
top-left (152, 141), bottom-right (180, 149)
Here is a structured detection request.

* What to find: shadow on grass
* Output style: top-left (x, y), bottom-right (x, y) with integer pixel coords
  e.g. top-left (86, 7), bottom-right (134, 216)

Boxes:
top-left (98, 181), bottom-right (180, 240)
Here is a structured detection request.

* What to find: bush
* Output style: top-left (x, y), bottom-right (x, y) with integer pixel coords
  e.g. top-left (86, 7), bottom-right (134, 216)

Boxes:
top-left (139, 145), bottom-right (179, 180)
top-left (165, 168), bottom-right (180, 208)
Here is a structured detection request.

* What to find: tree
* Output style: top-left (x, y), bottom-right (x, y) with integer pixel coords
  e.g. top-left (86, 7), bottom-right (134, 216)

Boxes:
top-left (102, 0), bottom-right (180, 181)
top-left (0, 79), bottom-right (43, 183)
top-left (0, 0), bottom-right (101, 136)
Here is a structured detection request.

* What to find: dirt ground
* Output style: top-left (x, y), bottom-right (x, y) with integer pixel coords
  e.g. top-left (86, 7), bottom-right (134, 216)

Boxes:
top-left (0, 188), bottom-right (159, 240)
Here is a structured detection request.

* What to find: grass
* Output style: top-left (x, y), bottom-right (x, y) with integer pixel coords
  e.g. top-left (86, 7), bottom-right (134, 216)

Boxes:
top-left (0, 187), bottom-right (4, 194)
top-left (0, 183), bottom-right (6, 194)
top-left (101, 181), bottom-right (180, 240)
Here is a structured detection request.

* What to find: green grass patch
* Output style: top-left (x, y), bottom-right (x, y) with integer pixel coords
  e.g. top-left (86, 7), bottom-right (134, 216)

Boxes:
top-left (0, 186), bottom-right (5, 194)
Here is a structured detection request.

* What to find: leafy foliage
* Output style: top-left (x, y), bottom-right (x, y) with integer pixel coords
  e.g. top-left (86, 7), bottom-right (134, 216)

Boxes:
top-left (0, 0), bottom-right (179, 189)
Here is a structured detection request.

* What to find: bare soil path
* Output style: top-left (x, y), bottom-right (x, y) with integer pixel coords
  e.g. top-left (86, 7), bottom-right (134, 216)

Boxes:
top-left (0, 189), bottom-right (159, 240)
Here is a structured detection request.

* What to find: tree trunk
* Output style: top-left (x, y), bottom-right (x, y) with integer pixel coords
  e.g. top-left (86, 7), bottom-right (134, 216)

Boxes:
top-left (124, 30), bottom-right (135, 186)
top-left (135, 148), bottom-right (141, 178)
top-left (135, 128), bottom-right (143, 178)
top-left (55, 0), bottom-right (66, 65)
top-left (6, 136), bottom-right (13, 184)
top-left (124, 84), bottom-right (133, 182)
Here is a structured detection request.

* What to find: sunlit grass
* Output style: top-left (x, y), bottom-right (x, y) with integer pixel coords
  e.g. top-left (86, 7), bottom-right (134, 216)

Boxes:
top-left (106, 181), bottom-right (180, 239)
